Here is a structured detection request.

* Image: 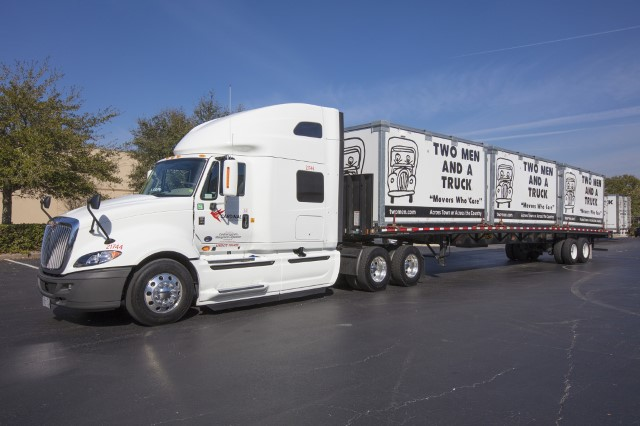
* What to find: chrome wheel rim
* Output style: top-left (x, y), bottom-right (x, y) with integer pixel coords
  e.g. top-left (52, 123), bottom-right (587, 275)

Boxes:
top-left (570, 243), bottom-right (578, 260)
top-left (370, 256), bottom-right (388, 283)
top-left (144, 273), bottom-right (182, 313)
top-left (404, 254), bottom-right (420, 278)
top-left (581, 243), bottom-right (590, 258)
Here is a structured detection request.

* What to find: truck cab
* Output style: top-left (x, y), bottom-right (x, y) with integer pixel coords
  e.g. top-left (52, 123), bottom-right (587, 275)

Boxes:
top-left (38, 104), bottom-right (343, 325)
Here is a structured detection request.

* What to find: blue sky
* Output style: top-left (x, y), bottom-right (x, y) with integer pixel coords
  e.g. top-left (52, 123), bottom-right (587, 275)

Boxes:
top-left (3, 0), bottom-right (640, 177)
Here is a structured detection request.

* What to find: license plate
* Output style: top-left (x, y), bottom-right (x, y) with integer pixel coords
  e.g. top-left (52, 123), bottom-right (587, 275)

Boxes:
top-left (42, 296), bottom-right (51, 309)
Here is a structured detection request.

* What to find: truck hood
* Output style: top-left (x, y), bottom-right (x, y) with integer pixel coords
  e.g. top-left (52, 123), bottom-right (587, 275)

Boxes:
top-left (61, 194), bottom-right (193, 226)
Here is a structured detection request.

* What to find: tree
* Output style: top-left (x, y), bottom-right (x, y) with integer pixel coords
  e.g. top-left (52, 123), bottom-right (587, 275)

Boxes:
top-left (127, 91), bottom-right (244, 191)
top-left (127, 109), bottom-right (194, 191)
top-left (0, 59), bottom-right (121, 224)
top-left (193, 91), bottom-right (231, 123)
top-left (605, 174), bottom-right (640, 226)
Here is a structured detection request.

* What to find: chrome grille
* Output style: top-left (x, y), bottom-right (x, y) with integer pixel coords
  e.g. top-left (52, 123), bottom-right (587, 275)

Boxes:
top-left (40, 218), bottom-right (78, 271)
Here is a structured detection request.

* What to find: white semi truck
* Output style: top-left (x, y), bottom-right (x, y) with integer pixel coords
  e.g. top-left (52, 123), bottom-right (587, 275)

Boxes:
top-left (38, 104), bottom-right (608, 325)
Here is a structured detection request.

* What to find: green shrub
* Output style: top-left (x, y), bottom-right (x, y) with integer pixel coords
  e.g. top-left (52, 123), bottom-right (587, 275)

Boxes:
top-left (0, 224), bottom-right (46, 254)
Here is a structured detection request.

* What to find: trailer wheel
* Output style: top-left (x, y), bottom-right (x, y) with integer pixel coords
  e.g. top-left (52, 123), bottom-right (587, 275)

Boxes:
top-left (505, 244), bottom-right (516, 261)
top-left (512, 244), bottom-right (530, 261)
top-left (577, 238), bottom-right (591, 263)
top-left (527, 246), bottom-right (542, 261)
top-left (553, 240), bottom-right (565, 264)
top-left (356, 247), bottom-right (391, 292)
top-left (561, 238), bottom-right (579, 265)
top-left (125, 259), bottom-right (194, 326)
top-left (390, 245), bottom-right (423, 287)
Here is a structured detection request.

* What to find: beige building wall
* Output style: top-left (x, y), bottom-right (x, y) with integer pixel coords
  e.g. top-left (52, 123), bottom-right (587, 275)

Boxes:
top-left (1, 152), bottom-right (137, 224)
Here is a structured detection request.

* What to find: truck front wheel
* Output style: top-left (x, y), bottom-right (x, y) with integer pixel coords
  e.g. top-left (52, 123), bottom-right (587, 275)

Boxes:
top-left (125, 259), bottom-right (194, 326)
top-left (356, 247), bottom-right (391, 292)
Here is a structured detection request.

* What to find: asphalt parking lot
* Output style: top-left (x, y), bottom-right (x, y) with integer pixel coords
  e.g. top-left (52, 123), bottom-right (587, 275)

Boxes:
top-left (1, 238), bottom-right (639, 425)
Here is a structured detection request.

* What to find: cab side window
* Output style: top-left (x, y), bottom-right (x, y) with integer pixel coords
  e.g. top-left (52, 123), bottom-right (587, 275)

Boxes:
top-left (200, 161), bottom-right (246, 199)
top-left (296, 170), bottom-right (324, 203)
top-left (200, 162), bottom-right (220, 200)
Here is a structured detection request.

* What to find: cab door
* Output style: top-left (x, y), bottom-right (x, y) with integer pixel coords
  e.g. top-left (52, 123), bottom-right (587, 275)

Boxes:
top-left (193, 159), bottom-right (280, 302)
top-left (193, 160), bottom-right (250, 253)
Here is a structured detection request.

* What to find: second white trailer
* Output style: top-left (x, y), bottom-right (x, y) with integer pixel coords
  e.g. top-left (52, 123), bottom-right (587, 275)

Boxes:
top-left (605, 195), bottom-right (632, 235)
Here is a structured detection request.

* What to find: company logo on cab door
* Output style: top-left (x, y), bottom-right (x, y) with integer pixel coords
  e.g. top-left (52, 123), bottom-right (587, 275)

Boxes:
top-left (211, 209), bottom-right (225, 222)
top-left (210, 209), bottom-right (243, 222)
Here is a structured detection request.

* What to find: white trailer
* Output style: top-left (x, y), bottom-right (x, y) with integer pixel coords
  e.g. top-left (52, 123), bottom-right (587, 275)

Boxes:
top-left (604, 195), bottom-right (632, 235)
top-left (38, 104), bottom-right (608, 325)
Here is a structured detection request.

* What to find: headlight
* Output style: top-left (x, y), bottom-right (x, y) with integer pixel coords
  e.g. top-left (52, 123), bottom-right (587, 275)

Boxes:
top-left (74, 251), bottom-right (122, 267)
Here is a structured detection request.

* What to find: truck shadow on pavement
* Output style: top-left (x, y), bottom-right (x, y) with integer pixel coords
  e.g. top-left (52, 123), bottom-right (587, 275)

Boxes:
top-left (49, 305), bottom-right (198, 327)
top-left (51, 306), bottom-right (135, 327)
top-left (49, 291), bottom-right (334, 327)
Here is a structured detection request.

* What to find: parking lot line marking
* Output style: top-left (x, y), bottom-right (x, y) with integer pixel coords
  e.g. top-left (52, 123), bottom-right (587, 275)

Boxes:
top-left (4, 259), bottom-right (38, 270)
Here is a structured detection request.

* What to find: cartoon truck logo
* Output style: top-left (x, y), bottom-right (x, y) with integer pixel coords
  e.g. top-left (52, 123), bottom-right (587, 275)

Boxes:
top-left (495, 157), bottom-right (514, 208)
top-left (387, 137), bottom-right (418, 204)
top-left (343, 137), bottom-right (366, 175)
top-left (564, 172), bottom-right (576, 213)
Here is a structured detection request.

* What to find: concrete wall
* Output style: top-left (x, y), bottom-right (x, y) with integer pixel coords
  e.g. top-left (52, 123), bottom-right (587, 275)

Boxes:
top-left (1, 151), bottom-right (137, 224)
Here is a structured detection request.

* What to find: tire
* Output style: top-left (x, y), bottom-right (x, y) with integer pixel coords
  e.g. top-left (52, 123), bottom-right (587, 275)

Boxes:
top-left (345, 275), bottom-right (360, 290)
top-left (561, 238), bottom-right (579, 265)
top-left (577, 238), bottom-right (591, 263)
top-left (356, 246), bottom-right (391, 292)
top-left (553, 240), bottom-right (565, 264)
top-left (512, 244), bottom-right (529, 261)
top-left (505, 244), bottom-right (516, 261)
top-left (125, 259), bottom-right (194, 326)
top-left (527, 249), bottom-right (541, 261)
top-left (390, 245), bottom-right (423, 287)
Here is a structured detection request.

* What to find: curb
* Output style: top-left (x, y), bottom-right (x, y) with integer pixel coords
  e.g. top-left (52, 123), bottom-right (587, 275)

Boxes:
top-left (0, 252), bottom-right (41, 260)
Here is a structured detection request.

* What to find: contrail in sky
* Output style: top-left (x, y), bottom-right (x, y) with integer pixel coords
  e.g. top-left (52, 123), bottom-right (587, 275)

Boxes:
top-left (454, 24), bottom-right (640, 58)
top-left (460, 106), bottom-right (640, 137)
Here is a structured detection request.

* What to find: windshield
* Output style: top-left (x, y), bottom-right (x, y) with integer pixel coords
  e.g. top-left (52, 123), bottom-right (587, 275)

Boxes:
top-left (141, 158), bottom-right (206, 197)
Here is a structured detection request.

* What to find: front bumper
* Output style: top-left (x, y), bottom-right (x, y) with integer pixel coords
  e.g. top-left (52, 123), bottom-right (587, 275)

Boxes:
top-left (38, 266), bottom-right (133, 311)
